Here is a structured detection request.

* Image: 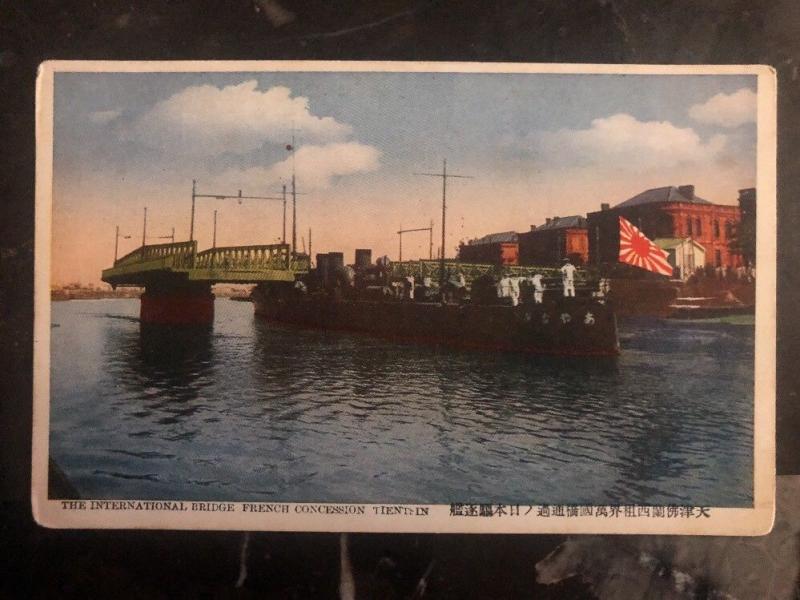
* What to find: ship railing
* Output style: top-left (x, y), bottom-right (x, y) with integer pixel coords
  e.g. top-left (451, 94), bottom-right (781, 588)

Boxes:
top-left (389, 260), bottom-right (596, 286)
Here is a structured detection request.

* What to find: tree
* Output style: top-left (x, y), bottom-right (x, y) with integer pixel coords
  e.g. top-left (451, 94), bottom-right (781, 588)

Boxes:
top-left (728, 219), bottom-right (756, 266)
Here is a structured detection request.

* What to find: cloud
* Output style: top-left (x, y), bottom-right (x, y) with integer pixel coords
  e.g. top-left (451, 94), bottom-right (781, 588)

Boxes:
top-left (89, 109), bottom-right (121, 124)
top-left (536, 113), bottom-right (727, 169)
top-left (126, 80), bottom-right (351, 155)
top-left (688, 88), bottom-right (757, 128)
top-left (215, 142), bottom-right (382, 190)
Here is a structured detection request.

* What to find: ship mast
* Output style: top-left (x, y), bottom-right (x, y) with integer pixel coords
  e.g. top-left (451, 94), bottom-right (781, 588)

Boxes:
top-left (415, 159), bottom-right (473, 286)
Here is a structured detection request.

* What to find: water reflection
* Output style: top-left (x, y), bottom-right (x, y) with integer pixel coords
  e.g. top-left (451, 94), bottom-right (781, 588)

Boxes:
top-left (103, 322), bottom-right (215, 432)
top-left (247, 315), bottom-right (751, 505)
top-left (51, 300), bottom-right (754, 505)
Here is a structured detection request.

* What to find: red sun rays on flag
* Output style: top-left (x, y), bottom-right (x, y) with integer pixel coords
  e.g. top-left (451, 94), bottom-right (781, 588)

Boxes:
top-left (618, 216), bottom-right (673, 276)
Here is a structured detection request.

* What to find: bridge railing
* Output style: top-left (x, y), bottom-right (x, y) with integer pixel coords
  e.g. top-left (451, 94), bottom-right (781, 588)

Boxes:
top-left (194, 244), bottom-right (292, 271)
top-left (289, 253), bottom-right (311, 272)
top-left (114, 241), bottom-right (197, 269)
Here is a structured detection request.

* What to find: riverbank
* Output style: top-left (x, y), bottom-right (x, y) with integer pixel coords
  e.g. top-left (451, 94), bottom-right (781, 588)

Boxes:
top-left (51, 289), bottom-right (142, 301)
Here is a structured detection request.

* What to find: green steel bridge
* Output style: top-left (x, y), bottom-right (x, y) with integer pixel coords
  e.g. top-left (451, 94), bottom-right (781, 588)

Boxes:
top-left (101, 241), bottom-right (310, 287)
top-left (101, 241), bottom-right (310, 325)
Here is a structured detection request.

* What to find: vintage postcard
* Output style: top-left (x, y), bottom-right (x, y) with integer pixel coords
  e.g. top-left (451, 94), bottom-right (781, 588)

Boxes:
top-left (33, 61), bottom-right (776, 534)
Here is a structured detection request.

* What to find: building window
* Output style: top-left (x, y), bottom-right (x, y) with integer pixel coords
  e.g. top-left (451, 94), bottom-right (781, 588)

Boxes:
top-left (725, 221), bottom-right (733, 239)
top-left (715, 250), bottom-right (722, 266)
top-left (686, 217), bottom-right (692, 236)
top-left (713, 220), bottom-right (720, 239)
top-left (695, 218), bottom-right (702, 236)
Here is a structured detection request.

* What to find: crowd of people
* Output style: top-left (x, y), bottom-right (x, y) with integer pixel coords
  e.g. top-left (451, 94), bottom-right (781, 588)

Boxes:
top-left (451, 258), bottom-right (581, 306)
top-left (298, 255), bottom-right (592, 307)
top-left (686, 263), bottom-right (756, 284)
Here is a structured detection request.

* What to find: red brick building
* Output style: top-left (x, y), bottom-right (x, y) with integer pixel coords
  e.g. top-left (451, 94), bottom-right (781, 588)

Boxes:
top-left (518, 215), bottom-right (589, 266)
top-left (458, 231), bottom-right (519, 265)
top-left (587, 185), bottom-right (742, 269)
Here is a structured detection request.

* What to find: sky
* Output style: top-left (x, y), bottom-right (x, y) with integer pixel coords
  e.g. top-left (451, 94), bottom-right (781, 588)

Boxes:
top-left (51, 70), bottom-right (758, 285)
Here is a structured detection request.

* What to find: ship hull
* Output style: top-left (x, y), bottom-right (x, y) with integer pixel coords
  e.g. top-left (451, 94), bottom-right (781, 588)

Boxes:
top-left (252, 286), bottom-right (620, 356)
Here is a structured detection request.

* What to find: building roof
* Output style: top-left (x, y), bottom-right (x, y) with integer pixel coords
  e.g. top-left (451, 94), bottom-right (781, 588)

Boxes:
top-left (615, 186), bottom-right (711, 209)
top-left (467, 231), bottom-right (518, 245)
top-left (532, 215), bottom-right (587, 231)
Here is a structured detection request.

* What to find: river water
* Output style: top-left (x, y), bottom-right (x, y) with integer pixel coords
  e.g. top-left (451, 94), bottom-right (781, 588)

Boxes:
top-left (49, 298), bottom-right (754, 506)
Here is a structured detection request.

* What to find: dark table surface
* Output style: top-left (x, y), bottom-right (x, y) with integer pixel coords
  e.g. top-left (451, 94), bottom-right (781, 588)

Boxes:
top-left (1, 1), bottom-right (799, 597)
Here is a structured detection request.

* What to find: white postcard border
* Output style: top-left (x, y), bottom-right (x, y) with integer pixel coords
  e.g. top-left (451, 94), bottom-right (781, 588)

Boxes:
top-left (32, 60), bottom-right (777, 535)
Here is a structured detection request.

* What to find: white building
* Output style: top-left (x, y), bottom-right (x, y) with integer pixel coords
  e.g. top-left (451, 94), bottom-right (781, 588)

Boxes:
top-left (654, 238), bottom-right (706, 280)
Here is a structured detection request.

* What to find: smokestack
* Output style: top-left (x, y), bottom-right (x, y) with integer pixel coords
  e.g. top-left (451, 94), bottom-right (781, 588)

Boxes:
top-left (354, 249), bottom-right (372, 268)
top-left (678, 185), bottom-right (695, 199)
top-left (317, 253), bottom-right (330, 283)
top-left (601, 203), bottom-right (610, 211)
top-left (327, 252), bottom-right (344, 270)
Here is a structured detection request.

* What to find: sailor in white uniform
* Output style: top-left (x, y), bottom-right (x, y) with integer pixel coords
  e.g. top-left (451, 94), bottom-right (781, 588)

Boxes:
top-left (530, 273), bottom-right (544, 304)
top-left (560, 258), bottom-right (576, 298)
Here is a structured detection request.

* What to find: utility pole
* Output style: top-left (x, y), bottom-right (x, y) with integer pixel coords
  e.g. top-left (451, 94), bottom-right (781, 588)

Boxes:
top-left (308, 227), bottom-right (312, 262)
top-left (114, 225), bottom-right (131, 262)
top-left (282, 184), bottom-right (287, 244)
top-left (274, 182), bottom-right (308, 246)
top-left (213, 210), bottom-right (217, 248)
top-left (190, 179), bottom-right (196, 242)
top-left (281, 179), bottom-right (308, 253)
top-left (190, 182), bottom-right (283, 248)
top-left (415, 159), bottom-right (473, 285)
top-left (397, 223), bottom-right (434, 263)
top-left (142, 207), bottom-right (148, 247)
top-left (291, 131), bottom-right (297, 256)
top-left (283, 129), bottom-right (310, 256)
top-left (146, 230), bottom-right (175, 243)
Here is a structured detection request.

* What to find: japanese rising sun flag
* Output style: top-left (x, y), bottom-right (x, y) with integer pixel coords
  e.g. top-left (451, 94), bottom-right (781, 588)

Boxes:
top-left (618, 216), bottom-right (673, 276)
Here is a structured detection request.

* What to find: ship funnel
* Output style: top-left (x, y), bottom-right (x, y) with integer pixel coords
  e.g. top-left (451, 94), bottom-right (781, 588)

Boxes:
top-left (328, 252), bottom-right (345, 270)
top-left (355, 249), bottom-right (372, 268)
top-left (316, 253), bottom-right (330, 283)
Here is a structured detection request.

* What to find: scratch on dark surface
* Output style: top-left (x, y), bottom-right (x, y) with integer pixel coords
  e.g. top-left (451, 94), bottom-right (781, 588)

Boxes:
top-left (235, 532), bottom-right (250, 588)
top-left (339, 533), bottom-right (356, 600)
top-left (253, 0), bottom-right (295, 27)
top-left (536, 477), bottom-right (800, 599)
top-left (411, 558), bottom-right (436, 599)
top-left (293, 1), bottom-right (433, 41)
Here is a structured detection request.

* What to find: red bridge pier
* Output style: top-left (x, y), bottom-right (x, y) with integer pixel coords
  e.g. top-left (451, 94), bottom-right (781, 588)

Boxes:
top-left (140, 281), bottom-right (214, 326)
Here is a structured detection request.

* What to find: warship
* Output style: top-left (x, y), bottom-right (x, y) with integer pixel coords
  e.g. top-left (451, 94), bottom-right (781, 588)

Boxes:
top-left (251, 252), bottom-right (620, 356)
